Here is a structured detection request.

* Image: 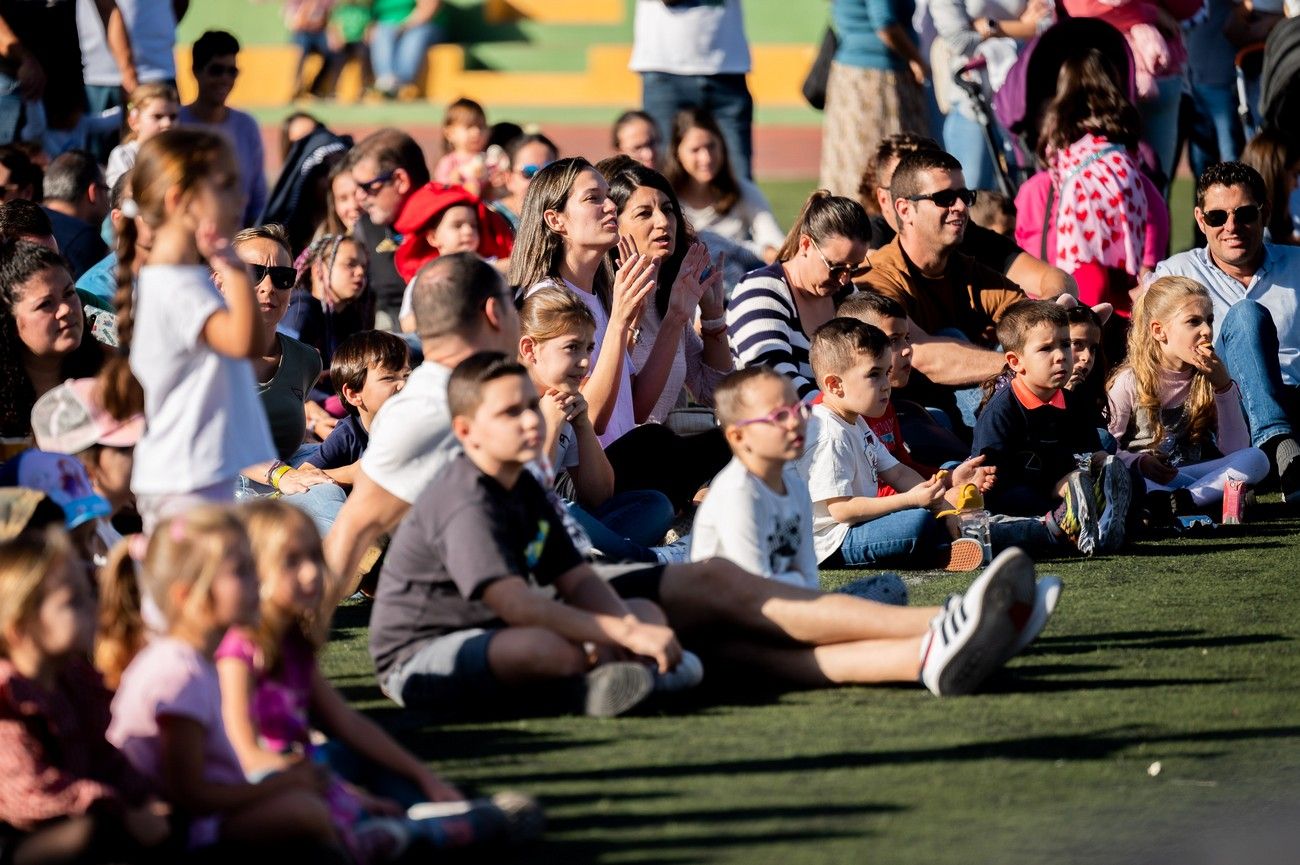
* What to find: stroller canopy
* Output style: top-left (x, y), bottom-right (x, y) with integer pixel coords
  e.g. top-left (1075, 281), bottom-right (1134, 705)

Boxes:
top-left (1261, 17), bottom-right (1300, 148)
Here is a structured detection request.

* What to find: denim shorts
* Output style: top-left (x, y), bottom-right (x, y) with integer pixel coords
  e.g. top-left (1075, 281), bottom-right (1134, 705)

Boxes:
top-left (381, 627), bottom-right (499, 710)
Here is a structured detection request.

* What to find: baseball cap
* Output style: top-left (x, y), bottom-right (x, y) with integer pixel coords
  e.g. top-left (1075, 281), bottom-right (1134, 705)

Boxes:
top-left (31, 378), bottom-right (145, 454)
top-left (0, 450), bottom-right (111, 530)
top-left (0, 488), bottom-right (65, 541)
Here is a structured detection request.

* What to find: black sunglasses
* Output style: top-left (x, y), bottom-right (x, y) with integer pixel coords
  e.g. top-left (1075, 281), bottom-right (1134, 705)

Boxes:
top-left (1201, 204), bottom-right (1260, 228)
top-left (906, 188), bottom-right (977, 209)
top-left (249, 264), bottom-right (297, 290)
top-left (356, 170), bottom-right (395, 196)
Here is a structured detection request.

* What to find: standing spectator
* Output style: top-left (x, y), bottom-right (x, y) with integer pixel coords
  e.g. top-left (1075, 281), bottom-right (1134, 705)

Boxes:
top-left (1183, 0), bottom-right (1246, 175)
top-left (819, 0), bottom-right (932, 198)
top-left (369, 0), bottom-right (442, 100)
top-left (0, 0), bottom-right (136, 145)
top-left (41, 150), bottom-right (109, 280)
top-left (286, 0), bottom-right (334, 100)
top-left (179, 30), bottom-right (266, 226)
top-left (629, 0), bottom-right (755, 180)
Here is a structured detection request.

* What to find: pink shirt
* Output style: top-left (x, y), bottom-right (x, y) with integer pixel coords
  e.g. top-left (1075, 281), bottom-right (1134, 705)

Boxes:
top-left (214, 629), bottom-right (316, 755)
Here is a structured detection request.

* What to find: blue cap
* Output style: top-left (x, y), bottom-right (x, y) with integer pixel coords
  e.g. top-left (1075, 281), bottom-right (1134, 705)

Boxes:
top-left (0, 450), bottom-right (111, 530)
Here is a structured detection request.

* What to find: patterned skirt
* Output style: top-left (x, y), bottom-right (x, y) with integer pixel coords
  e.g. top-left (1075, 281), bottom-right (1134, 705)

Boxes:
top-left (818, 61), bottom-right (932, 198)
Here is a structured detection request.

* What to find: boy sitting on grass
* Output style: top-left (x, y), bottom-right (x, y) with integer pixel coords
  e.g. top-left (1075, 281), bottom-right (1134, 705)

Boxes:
top-left (304, 330), bottom-right (411, 486)
top-left (796, 318), bottom-right (984, 572)
top-left (971, 300), bottom-right (1132, 555)
top-left (367, 351), bottom-right (686, 718)
top-left (689, 365), bottom-right (1061, 695)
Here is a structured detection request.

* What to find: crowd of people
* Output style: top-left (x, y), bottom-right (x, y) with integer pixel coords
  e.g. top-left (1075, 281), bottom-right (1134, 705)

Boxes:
top-left (1, 0), bottom-right (1300, 861)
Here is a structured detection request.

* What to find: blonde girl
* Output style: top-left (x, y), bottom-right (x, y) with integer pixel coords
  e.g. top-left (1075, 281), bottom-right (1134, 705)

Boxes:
top-left (1107, 276), bottom-right (1269, 511)
top-left (102, 506), bottom-right (348, 857)
top-left (0, 528), bottom-right (173, 862)
top-left (105, 83), bottom-right (180, 189)
top-left (102, 128), bottom-right (277, 531)
top-left (216, 501), bottom-right (541, 858)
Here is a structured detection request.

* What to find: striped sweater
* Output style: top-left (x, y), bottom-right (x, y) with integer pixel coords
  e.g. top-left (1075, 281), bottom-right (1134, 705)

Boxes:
top-left (726, 262), bottom-right (818, 399)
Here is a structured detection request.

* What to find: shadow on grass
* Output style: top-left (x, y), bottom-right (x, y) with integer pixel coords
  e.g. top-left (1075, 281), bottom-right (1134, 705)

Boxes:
top-left (1027, 629), bottom-right (1292, 654)
top-left (1118, 540), bottom-right (1287, 556)
top-left (469, 725), bottom-right (1300, 786)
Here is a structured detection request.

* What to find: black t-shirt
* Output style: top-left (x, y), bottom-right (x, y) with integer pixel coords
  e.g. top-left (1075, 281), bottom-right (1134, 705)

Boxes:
top-left (355, 214), bottom-right (404, 314)
top-left (868, 214), bottom-right (1023, 276)
top-left (0, 0), bottom-right (86, 127)
top-left (368, 453), bottom-right (585, 679)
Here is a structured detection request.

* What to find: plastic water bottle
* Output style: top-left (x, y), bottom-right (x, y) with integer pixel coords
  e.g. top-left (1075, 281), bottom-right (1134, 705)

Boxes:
top-left (958, 507), bottom-right (994, 567)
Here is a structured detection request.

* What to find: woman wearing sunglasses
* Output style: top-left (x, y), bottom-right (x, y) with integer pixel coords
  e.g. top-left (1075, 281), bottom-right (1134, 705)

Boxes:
top-left (221, 225), bottom-right (347, 538)
top-left (726, 190), bottom-right (872, 401)
top-left (492, 133), bottom-right (558, 232)
top-left (1013, 47), bottom-right (1170, 320)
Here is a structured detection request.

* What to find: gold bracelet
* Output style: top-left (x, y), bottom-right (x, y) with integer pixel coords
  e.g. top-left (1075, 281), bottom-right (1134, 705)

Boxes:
top-left (270, 464), bottom-right (293, 490)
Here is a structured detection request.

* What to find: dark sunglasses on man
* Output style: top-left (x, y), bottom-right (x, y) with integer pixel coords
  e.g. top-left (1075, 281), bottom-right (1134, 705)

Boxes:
top-left (905, 188), bottom-right (978, 209)
top-left (249, 264), bottom-right (297, 290)
top-left (356, 170), bottom-right (396, 196)
top-left (1200, 204), bottom-right (1260, 228)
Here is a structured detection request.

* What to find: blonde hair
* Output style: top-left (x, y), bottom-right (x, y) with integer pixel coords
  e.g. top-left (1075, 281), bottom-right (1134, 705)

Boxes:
top-left (0, 527), bottom-right (73, 657)
top-left (519, 285), bottom-right (596, 344)
top-left (713, 366), bottom-right (790, 430)
top-left (1112, 276), bottom-right (1217, 451)
top-left (98, 506), bottom-right (248, 688)
top-left (239, 500), bottom-right (328, 673)
top-left (123, 82), bottom-right (179, 143)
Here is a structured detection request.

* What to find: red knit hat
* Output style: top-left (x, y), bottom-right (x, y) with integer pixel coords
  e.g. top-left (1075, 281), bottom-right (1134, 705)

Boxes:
top-left (393, 182), bottom-right (514, 282)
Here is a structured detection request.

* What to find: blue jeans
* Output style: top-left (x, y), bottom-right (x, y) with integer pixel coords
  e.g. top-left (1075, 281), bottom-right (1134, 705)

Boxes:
top-left (0, 70), bottom-right (23, 145)
top-left (943, 109), bottom-right (997, 192)
top-left (1139, 74), bottom-right (1184, 189)
top-left (1186, 82), bottom-right (1244, 177)
top-left (236, 443), bottom-right (347, 537)
top-left (568, 489), bottom-right (675, 563)
top-left (1215, 299), bottom-right (1297, 447)
top-left (370, 21), bottom-right (441, 91)
top-left (830, 507), bottom-right (947, 568)
top-left (641, 71), bottom-right (754, 180)
top-left (988, 513), bottom-right (1056, 553)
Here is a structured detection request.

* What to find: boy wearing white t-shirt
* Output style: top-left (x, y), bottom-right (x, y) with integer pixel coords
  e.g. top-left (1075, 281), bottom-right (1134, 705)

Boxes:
top-left (797, 319), bottom-right (983, 572)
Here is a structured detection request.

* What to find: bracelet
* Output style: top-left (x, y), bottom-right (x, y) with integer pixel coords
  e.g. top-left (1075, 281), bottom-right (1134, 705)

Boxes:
top-left (270, 464), bottom-right (293, 490)
top-left (264, 459), bottom-right (286, 485)
top-left (699, 315), bottom-right (727, 332)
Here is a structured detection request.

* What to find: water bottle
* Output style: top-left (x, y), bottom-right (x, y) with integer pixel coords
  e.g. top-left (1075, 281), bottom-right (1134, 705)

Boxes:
top-left (954, 483), bottom-right (994, 567)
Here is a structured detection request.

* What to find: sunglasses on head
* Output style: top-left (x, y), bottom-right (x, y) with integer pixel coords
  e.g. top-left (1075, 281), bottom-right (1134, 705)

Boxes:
top-left (1201, 204), bottom-right (1260, 228)
top-left (249, 264), bottom-right (297, 290)
top-left (356, 170), bottom-right (396, 195)
top-left (906, 188), bottom-right (977, 209)
top-left (518, 162), bottom-right (552, 180)
top-left (205, 63), bottom-right (239, 78)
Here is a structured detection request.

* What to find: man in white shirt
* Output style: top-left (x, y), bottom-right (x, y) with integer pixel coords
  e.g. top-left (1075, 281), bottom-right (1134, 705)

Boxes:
top-left (629, 0), bottom-right (755, 179)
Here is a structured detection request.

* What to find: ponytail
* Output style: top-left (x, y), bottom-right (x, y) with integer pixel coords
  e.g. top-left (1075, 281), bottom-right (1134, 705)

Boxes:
top-left (97, 534), bottom-right (148, 690)
top-left (99, 214), bottom-right (144, 419)
top-left (776, 190), bottom-right (870, 261)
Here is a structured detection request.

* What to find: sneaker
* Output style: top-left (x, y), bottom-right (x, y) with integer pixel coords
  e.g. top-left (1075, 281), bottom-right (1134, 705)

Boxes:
top-left (650, 537), bottom-right (691, 564)
top-left (838, 573), bottom-right (909, 606)
top-left (1052, 470), bottom-right (1098, 555)
top-left (579, 662), bottom-right (654, 717)
top-left (407, 791), bottom-right (545, 848)
top-left (919, 546), bottom-right (1034, 696)
top-left (1095, 455), bottom-right (1132, 552)
top-left (943, 537), bottom-right (984, 572)
top-left (1001, 575), bottom-right (1063, 662)
top-left (654, 650), bottom-right (704, 692)
top-left (353, 817), bottom-right (411, 863)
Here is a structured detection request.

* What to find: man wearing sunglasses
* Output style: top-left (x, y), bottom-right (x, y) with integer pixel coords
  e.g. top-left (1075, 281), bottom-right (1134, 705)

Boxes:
top-left (859, 149), bottom-right (1026, 432)
top-left (1155, 161), bottom-right (1300, 502)
top-left (178, 30), bottom-right (265, 226)
top-left (347, 128), bottom-right (431, 328)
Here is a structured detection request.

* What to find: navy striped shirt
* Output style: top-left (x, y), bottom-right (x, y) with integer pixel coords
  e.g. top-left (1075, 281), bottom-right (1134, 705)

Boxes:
top-left (726, 262), bottom-right (818, 399)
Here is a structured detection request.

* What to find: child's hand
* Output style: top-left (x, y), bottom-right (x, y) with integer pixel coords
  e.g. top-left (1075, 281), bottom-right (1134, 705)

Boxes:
top-left (1138, 452), bottom-right (1179, 484)
top-left (908, 474), bottom-right (947, 510)
top-left (539, 388), bottom-right (573, 435)
top-left (1191, 341), bottom-right (1232, 391)
top-left (618, 618), bottom-right (683, 674)
top-left (951, 455), bottom-right (996, 493)
top-left (565, 390), bottom-right (591, 426)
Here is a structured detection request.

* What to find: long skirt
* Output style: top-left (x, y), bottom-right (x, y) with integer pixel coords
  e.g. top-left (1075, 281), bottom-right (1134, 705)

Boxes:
top-left (818, 61), bottom-right (931, 198)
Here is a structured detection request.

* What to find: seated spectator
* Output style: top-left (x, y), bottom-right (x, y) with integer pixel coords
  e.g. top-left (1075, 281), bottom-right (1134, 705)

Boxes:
top-left (860, 149), bottom-right (1026, 431)
top-left (796, 318), bottom-right (985, 571)
top-left (1014, 48), bottom-right (1169, 314)
top-left (858, 133), bottom-right (1073, 299)
top-left (1106, 275), bottom-right (1269, 518)
top-left (0, 145), bottom-right (41, 203)
top-left (432, 98), bottom-right (504, 200)
top-left (1153, 161), bottom-right (1300, 501)
top-left (0, 198), bottom-right (57, 247)
top-left (281, 233), bottom-right (374, 395)
top-left (105, 82), bottom-right (178, 190)
top-left (0, 241), bottom-right (105, 443)
top-left (1242, 128), bottom-right (1299, 245)
top-left (41, 150), bottom-right (109, 279)
top-left (971, 300), bottom-right (1132, 554)
top-left (368, 0), bottom-right (443, 100)
top-left (285, 0), bottom-right (334, 100)
top-left (179, 31), bottom-right (267, 226)
top-left (0, 528), bottom-right (175, 863)
top-left (665, 108), bottom-right (783, 263)
top-left (726, 190), bottom-right (872, 400)
top-left (304, 329), bottom-right (410, 486)
top-left (76, 172), bottom-right (132, 316)
top-left (970, 190), bottom-right (1016, 237)
top-left (612, 109), bottom-right (660, 171)
top-left (322, 158), bottom-right (361, 236)
top-left (493, 132), bottom-right (557, 232)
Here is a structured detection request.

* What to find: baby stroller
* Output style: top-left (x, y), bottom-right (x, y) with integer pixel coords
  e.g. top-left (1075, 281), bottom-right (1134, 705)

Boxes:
top-left (1235, 42), bottom-right (1267, 142)
top-left (952, 55), bottom-right (1022, 197)
top-left (1259, 17), bottom-right (1300, 150)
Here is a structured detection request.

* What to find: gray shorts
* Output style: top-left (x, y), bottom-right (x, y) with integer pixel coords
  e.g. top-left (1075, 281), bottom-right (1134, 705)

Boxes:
top-left (381, 628), bottom-right (501, 710)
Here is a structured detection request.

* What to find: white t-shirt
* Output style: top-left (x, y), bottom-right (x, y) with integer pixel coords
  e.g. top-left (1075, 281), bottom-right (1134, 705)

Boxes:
top-left (76, 0), bottom-right (178, 86)
top-left (796, 403), bottom-right (900, 562)
top-left (680, 179), bottom-right (785, 261)
top-left (360, 361), bottom-right (459, 504)
top-left (527, 279), bottom-right (637, 446)
top-left (555, 420), bottom-right (581, 472)
top-left (690, 457), bottom-right (819, 589)
top-left (630, 0), bottom-right (752, 75)
top-left (130, 265), bottom-right (275, 495)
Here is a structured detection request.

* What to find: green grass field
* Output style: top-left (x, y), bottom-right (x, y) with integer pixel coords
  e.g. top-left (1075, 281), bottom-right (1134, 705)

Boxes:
top-left (321, 496), bottom-right (1300, 865)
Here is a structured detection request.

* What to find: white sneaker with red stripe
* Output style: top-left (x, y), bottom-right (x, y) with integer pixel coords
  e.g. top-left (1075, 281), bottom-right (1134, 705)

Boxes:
top-left (919, 547), bottom-right (1035, 696)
